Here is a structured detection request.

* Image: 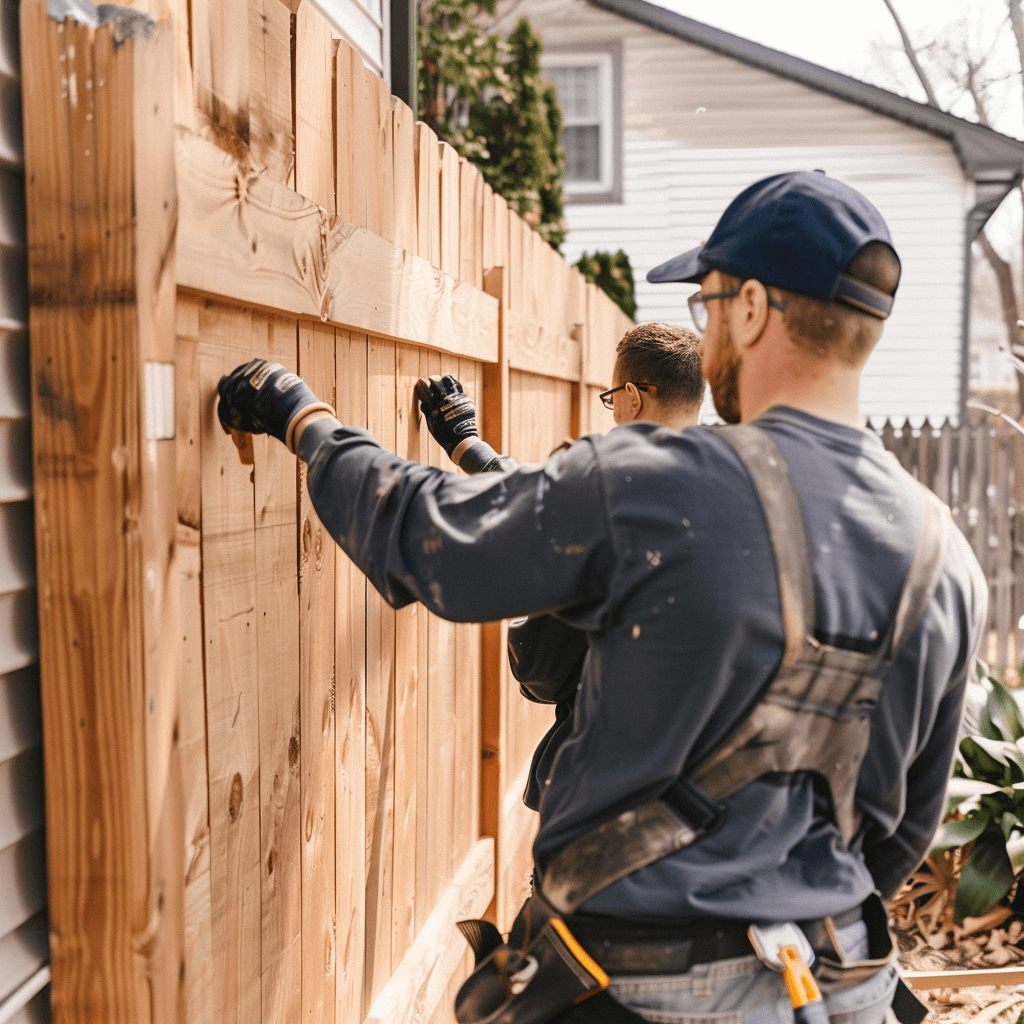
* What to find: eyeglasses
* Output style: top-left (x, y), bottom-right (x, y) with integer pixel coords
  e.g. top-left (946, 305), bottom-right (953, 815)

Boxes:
top-left (687, 287), bottom-right (788, 332)
top-left (598, 383), bottom-right (656, 410)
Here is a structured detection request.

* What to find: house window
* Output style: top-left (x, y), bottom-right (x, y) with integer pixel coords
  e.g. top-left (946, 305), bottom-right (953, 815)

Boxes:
top-left (543, 50), bottom-right (619, 201)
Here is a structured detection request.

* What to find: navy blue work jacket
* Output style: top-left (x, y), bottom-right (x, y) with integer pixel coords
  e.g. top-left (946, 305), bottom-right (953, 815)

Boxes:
top-left (296, 406), bottom-right (986, 921)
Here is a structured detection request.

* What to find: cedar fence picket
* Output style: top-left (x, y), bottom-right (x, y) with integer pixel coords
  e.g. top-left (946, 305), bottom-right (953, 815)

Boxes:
top-left (18, 1), bottom-right (630, 1022)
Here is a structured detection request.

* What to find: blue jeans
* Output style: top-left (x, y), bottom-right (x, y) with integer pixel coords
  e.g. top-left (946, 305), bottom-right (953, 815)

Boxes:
top-left (607, 922), bottom-right (898, 1024)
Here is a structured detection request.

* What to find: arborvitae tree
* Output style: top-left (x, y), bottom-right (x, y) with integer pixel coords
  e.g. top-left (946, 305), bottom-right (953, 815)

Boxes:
top-left (416, 0), bottom-right (503, 164)
top-left (575, 250), bottom-right (637, 320)
top-left (418, 4), bottom-right (566, 249)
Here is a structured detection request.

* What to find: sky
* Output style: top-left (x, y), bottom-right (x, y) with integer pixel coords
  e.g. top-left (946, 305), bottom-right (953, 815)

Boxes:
top-left (654, 0), bottom-right (1012, 125)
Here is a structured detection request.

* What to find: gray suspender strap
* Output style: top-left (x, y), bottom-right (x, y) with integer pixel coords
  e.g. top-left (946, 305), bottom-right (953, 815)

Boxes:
top-left (714, 426), bottom-right (815, 665)
top-left (543, 425), bottom-right (811, 915)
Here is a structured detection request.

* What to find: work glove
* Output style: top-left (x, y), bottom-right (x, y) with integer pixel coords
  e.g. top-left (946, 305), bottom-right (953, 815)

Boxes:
top-left (218, 358), bottom-right (331, 450)
top-left (414, 374), bottom-right (479, 459)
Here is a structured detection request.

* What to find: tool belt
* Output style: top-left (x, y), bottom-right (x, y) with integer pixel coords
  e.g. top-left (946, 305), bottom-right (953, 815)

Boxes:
top-left (456, 424), bottom-right (946, 1024)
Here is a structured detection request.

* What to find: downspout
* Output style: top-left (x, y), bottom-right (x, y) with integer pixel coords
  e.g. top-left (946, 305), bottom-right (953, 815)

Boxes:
top-left (390, 0), bottom-right (416, 116)
top-left (958, 203), bottom-right (973, 423)
top-left (959, 167), bottom-right (1024, 422)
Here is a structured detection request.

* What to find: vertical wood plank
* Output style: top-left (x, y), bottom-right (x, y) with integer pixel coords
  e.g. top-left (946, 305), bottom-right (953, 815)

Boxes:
top-left (393, 343), bottom-right (425, 963)
top-left (176, 299), bottom-right (214, 1024)
top-left (365, 336), bottom-right (398, 1009)
top-left (198, 304), bottom-right (262, 1024)
top-left (23, 7), bottom-right (183, 1019)
top-left (508, 209), bottom-right (523, 320)
top-left (352, 63), bottom-right (384, 233)
top-left (336, 330), bottom-right (368, 1024)
top-left (438, 142), bottom-right (460, 278)
top-left (377, 75), bottom-right (397, 244)
top-left (424, 348), bottom-right (457, 921)
top-left (481, 181), bottom-right (495, 273)
top-left (459, 159), bottom-right (482, 288)
top-left (392, 98), bottom-right (417, 254)
top-left (192, 0), bottom-right (250, 143)
top-left (295, 2), bottom-right (336, 211)
top-left (252, 315), bottom-right (302, 1023)
top-left (335, 40), bottom-right (357, 224)
top-left (453, 359), bottom-right (481, 875)
top-left (299, 322), bottom-right (338, 1022)
top-left (249, 0), bottom-right (294, 187)
top-left (415, 122), bottom-right (441, 269)
top-left (171, 0), bottom-right (196, 130)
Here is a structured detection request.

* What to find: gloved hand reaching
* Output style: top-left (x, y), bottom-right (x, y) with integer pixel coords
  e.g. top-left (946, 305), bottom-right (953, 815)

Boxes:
top-left (414, 374), bottom-right (479, 459)
top-left (218, 358), bottom-right (334, 451)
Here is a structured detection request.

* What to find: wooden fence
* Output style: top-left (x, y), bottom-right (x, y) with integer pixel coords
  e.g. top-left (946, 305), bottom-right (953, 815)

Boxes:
top-left (874, 415), bottom-right (1024, 676)
top-left (19, 1), bottom-right (629, 1021)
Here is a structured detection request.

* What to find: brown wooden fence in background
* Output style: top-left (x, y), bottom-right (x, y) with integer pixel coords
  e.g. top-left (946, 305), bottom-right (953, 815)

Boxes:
top-left (874, 415), bottom-right (1024, 676)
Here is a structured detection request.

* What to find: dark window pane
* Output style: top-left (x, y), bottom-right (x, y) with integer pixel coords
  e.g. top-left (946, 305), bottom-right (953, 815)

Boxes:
top-left (563, 125), bottom-right (600, 183)
top-left (548, 65), bottom-right (599, 120)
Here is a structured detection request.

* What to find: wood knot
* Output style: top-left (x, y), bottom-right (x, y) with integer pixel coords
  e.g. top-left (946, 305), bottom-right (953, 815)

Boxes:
top-left (302, 516), bottom-right (313, 564)
top-left (288, 734), bottom-right (300, 770)
top-left (305, 805), bottom-right (314, 842)
top-left (228, 772), bottom-right (243, 822)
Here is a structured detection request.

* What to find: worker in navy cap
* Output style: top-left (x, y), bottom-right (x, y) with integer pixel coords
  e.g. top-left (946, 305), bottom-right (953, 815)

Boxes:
top-left (217, 171), bottom-right (985, 1024)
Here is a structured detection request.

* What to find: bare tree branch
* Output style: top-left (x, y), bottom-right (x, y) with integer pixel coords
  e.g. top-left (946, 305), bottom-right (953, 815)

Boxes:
top-left (1009, 0), bottom-right (1024, 120)
top-left (977, 228), bottom-right (1024, 412)
top-left (881, 0), bottom-right (941, 106)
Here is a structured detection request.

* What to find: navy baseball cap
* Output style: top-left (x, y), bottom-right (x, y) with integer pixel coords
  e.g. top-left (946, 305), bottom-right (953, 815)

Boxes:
top-left (647, 171), bottom-right (900, 318)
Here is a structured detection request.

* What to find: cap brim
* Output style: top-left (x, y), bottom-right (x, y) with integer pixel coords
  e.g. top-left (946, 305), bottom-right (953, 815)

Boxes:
top-left (646, 245), bottom-right (706, 284)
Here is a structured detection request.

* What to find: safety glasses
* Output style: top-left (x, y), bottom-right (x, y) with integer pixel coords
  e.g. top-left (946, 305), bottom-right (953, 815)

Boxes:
top-left (598, 383), bottom-right (656, 410)
top-left (687, 287), bottom-right (788, 332)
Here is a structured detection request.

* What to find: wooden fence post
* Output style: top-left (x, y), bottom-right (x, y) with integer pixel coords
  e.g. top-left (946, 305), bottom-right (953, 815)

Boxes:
top-left (21, 1), bottom-right (182, 1021)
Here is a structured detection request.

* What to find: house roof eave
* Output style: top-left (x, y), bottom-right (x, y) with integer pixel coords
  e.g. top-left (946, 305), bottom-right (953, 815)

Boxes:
top-left (587, 0), bottom-right (1024, 185)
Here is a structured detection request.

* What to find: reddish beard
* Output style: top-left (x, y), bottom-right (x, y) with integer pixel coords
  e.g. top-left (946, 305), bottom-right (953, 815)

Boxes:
top-left (704, 317), bottom-right (742, 424)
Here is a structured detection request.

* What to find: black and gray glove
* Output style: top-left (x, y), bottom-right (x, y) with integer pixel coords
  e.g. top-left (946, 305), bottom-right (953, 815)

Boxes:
top-left (218, 358), bottom-right (333, 450)
top-left (414, 374), bottom-right (479, 459)
top-left (414, 373), bottom-right (516, 474)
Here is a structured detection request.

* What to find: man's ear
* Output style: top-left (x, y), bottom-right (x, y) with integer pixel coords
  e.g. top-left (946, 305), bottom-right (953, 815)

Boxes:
top-left (624, 382), bottom-right (643, 421)
top-left (732, 279), bottom-right (770, 351)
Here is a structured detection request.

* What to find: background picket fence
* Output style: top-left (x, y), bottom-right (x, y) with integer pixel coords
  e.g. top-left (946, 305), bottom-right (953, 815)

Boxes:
top-left (874, 415), bottom-right (1024, 677)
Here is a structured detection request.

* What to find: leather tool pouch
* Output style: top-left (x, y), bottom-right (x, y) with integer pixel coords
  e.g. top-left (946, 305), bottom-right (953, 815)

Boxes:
top-left (812, 893), bottom-right (897, 991)
top-left (810, 893), bottom-right (926, 1024)
top-left (454, 909), bottom-right (610, 1024)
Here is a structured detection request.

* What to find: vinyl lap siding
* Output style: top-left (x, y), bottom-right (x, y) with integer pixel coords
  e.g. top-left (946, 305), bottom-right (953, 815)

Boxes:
top-left (0, 0), bottom-right (48, 1019)
top-left (528, 0), bottom-right (970, 420)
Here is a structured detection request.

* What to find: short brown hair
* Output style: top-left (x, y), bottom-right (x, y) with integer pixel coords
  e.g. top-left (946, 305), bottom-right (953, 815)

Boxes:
top-left (780, 242), bottom-right (901, 364)
top-left (615, 323), bottom-right (705, 408)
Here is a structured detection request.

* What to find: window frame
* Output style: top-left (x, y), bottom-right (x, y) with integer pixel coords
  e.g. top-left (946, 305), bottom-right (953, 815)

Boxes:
top-left (542, 42), bottom-right (622, 205)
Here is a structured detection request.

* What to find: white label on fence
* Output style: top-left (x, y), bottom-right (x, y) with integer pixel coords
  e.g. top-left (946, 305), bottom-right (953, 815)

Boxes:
top-left (145, 362), bottom-right (175, 441)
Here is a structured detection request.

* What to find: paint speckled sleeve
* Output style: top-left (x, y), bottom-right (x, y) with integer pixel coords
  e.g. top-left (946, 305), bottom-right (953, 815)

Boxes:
top-left (296, 416), bottom-right (615, 624)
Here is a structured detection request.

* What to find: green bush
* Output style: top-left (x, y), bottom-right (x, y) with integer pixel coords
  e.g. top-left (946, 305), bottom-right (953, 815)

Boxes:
top-left (418, 4), bottom-right (566, 249)
top-left (931, 662), bottom-right (1024, 922)
top-left (575, 250), bottom-right (637, 320)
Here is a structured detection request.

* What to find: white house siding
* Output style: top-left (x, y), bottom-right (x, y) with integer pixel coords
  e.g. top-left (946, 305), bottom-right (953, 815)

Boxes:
top-left (527, 0), bottom-right (971, 421)
top-left (0, 0), bottom-right (48, 1020)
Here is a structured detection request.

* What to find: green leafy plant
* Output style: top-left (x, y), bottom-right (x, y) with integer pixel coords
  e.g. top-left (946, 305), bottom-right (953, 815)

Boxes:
top-left (575, 250), bottom-right (637, 320)
top-left (417, 4), bottom-right (566, 249)
top-left (930, 663), bottom-right (1024, 923)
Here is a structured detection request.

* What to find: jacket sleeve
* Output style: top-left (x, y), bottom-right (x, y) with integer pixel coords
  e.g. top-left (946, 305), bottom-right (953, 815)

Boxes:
top-left (508, 615), bottom-right (588, 704)
top-left (862, 531), bottom-right (987, 901)
top-left (296, 416), bottom-right (615, 625)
